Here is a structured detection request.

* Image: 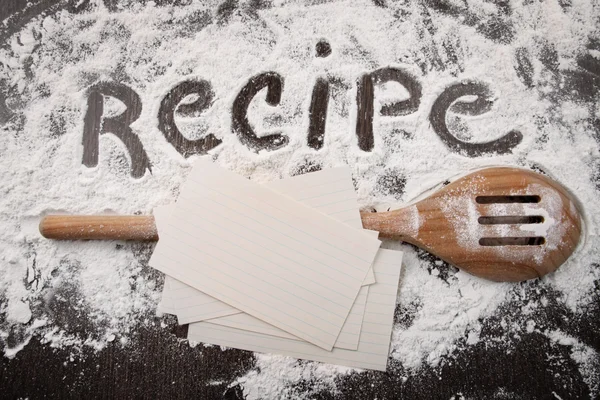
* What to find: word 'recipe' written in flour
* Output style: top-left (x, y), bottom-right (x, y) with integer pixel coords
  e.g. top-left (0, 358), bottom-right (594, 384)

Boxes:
top-left (1, 0), bottom-right (600, 398)
top-left (82, 41), bottom-right (521, 177)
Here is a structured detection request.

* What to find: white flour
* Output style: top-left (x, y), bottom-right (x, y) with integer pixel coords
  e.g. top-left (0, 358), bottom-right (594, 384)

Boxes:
top-left (0, 0), bottom-right (599, 397)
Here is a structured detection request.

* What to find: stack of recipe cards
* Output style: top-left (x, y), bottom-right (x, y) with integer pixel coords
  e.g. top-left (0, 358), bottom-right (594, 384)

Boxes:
top-left (149, 159), bottom-right (403, 371)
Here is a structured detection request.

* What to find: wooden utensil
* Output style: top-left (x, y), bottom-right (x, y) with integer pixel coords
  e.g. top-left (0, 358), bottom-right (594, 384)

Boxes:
top-left (39, 167), bottom-right (582, 282)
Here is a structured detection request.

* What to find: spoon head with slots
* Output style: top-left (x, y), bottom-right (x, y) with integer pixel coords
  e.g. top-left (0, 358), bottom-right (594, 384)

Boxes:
top-left (361, 167), bottom-right (583, 282)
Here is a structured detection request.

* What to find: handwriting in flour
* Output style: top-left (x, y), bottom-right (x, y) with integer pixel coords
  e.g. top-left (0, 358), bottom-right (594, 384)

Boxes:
top-left (158, 79), bottom-right (222, 158)
top-left (355, 67), bottom-right (423, 151)
top-left (232, 72), bottom-right (289, 151)
top-left (82, 41), bottom-right (522, 177)
top-left (82, 83), bottom-right (151, 178)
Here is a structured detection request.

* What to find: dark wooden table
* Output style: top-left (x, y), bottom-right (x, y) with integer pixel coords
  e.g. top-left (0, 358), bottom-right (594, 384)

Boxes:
top-left (1, 1), bottom-right (599, 399)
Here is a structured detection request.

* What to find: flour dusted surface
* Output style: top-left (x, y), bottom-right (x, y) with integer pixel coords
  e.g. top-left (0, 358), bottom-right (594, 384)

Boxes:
top-left (0, 0), bottom-right (599, 398)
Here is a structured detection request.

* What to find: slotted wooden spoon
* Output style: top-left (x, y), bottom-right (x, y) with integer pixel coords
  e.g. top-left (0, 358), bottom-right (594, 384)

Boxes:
top-left (39, 167), bottom-right (582, 282)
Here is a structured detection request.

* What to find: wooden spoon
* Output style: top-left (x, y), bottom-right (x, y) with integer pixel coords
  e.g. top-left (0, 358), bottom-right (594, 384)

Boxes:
top-left (39, 167), bottom-right (582, 282)
top-left (361, 167), bottom-right (582, 281)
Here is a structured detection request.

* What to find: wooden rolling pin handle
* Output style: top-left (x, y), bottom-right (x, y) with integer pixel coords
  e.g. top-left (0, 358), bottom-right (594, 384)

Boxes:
top-left (39, 215), bottom-right (159, 241)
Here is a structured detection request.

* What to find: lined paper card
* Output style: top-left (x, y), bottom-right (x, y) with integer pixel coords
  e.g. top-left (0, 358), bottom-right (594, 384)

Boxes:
top-left (187, 248), bottom-right (403, 371)
top-left (207, 230), bottom-right (380, 351)
top-left (208, 285), bottom-right (369, 350)
top-left (150, 159), bottom-right (381, 350)
top-left (157, 169), bottom-right (376, 350)
top-left (158, 273), bottom-right (242, 321)
top-left (156, 207), bottom-right (242, 320)
top-left (158, 167), bottom-right (375, 325)
top-left (267, 172), bottom-right (376, 286)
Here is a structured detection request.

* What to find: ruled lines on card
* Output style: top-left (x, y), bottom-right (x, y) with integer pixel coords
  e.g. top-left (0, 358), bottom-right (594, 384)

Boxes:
top-left (150, 160), bottom-right (381, 350)
top-left (187, 249), bottom-right (403, 371)
top-left (155, 206), bottom-right (242, 322)
top-left (167, 276), bottom-right (241, 322)
top-left (208, 285), bottom-right (370, 350)
top-left (265, 168), bottom-right (362, 230)
top-left (159, 167), bottom-right (375, 326)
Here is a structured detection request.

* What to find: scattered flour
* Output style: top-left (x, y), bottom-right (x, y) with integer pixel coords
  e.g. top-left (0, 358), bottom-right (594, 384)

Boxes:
top-left (0, 0), bottom-right (599, 397)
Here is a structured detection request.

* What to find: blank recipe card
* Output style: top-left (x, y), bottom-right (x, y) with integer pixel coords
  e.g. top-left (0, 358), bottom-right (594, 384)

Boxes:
top-left (187, 248), bottom-right (403, 371)
top-left (150, 160), bottom-right (381, 350)
top-left (157, 167), bottom-right (375, 325)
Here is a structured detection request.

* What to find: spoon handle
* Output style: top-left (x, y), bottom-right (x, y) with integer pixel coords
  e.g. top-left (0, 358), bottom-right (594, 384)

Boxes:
top-left (359, 208), bottom-right (416, 242)
top-left (39, 213), bottom-right (397, 241)
top-left (40, 210), bottom-right (416, 242)
top-left (39, 215), bottom-right (159, 241)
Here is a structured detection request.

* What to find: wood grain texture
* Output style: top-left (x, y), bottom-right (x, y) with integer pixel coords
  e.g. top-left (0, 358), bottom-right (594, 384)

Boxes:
top-left (40, 215), bottom-right (158, 241)
top-left (361, 167), bottom-right (582, 281)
